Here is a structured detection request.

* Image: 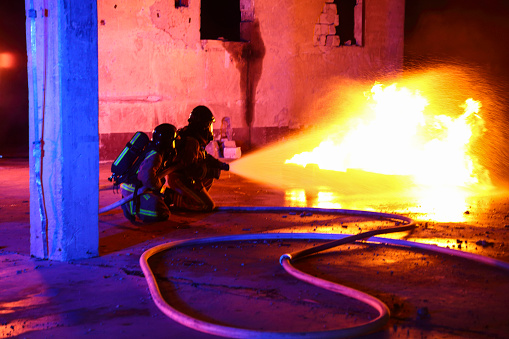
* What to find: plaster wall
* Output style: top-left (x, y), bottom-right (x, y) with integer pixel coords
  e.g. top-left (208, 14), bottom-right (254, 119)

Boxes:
top-left (98, 0), bottom-right (404, 159)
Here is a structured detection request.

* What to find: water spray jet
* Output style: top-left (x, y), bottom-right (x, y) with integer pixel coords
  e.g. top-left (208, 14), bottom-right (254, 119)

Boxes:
top-left (227, 66), bottom-right (502, 221)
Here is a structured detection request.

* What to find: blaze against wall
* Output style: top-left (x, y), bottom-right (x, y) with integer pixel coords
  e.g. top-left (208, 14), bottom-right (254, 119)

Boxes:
top-left (98, 0), bottom-right (404, 160)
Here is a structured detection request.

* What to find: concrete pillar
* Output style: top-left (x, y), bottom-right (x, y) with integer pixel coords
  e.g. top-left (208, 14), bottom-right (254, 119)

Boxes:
top-left (25, 0), bottom-right (99, 260)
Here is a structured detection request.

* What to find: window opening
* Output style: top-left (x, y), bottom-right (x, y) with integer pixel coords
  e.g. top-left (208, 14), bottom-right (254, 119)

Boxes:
top-left (175, 0), bottom-right (189, 8)
top-left (314, 0), bottom-right (363, 48)
top-left (201, 0), bottom-right (241, 41)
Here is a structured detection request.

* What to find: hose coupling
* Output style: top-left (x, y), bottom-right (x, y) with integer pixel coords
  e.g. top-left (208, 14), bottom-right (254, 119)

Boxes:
top-left (279, 253), bottom-right (292, 265)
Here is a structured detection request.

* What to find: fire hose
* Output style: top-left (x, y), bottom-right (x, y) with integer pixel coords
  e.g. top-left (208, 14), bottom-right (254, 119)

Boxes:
top-left (99, 161), bottom-right (230, 215)
top-left (98, 187), bottom-right (149, 214)
top-left (99, 164), bottom-right (182, 215)
top-left (98, 157), bottom-right (507, 337)
top-left (137, 206), bottom-right (509, 338)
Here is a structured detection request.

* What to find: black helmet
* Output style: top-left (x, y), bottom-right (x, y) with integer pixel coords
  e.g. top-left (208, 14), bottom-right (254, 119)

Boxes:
top-left (188, 106), bottom-right (215, 143)
top-left (188, 106), bottom-right (215, 129)
top-left (152, 123), bottom-right (177, 151)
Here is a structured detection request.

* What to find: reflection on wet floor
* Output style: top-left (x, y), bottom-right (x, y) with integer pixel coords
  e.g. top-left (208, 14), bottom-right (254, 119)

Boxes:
top-left (0, 289), bottom-right (57, 337)
top-left (284, 185), bottom-right (501, 223)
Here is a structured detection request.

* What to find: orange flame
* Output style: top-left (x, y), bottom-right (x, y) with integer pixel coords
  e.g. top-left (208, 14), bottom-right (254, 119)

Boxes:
top-left (286, 83), bottom-right (488, 189)
top-left (229, 69), bottom-right (497, 222)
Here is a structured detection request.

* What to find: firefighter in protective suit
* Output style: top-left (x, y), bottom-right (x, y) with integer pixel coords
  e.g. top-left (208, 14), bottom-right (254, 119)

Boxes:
top-left (120, 123), bottom-right (178, 222)
top-left (165, 106), bottom-right (229, 211)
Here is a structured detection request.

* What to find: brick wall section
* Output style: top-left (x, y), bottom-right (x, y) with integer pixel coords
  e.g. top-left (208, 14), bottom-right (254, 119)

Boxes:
top-left (314, 2), bottom-right (340, 48)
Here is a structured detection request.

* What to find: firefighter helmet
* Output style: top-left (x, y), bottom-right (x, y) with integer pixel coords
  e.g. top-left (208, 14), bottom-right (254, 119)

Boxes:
top-left (188, 106), bottom-right (215, 143)
top-left (188, 106), bottom-right (215, 128)
top-left (152, 123), bottom-right (177, 151)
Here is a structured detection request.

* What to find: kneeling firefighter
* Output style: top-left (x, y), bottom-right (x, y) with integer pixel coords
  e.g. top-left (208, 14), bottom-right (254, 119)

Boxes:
top-left (165, 106), bottom-right (229, 211)
top-left (120, 123), bottom-right (178, 222)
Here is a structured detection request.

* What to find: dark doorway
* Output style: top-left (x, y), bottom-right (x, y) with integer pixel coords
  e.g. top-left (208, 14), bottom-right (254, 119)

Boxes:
top-left (0, 2), bottom-right (28, 158)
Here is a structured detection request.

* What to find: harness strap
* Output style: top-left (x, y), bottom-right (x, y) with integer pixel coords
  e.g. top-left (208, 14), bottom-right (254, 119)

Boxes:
top-left (132, 182), bottom-right (143, 214)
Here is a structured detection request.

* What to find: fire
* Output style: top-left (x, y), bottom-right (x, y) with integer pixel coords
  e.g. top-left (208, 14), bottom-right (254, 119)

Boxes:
top-left (285, 83), bottom-right (487, 189)
top-left (229, 69), bottom-right (496, 222)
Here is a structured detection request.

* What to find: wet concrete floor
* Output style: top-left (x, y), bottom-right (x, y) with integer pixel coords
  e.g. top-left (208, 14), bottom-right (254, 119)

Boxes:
top-left (1, 159), bottom-right (508, 338)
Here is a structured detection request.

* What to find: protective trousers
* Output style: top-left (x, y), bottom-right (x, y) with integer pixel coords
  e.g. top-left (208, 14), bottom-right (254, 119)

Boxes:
top-left (166, 173), bottom-right (215, 211)
top-left (120, 183), bottom-right (170, 222)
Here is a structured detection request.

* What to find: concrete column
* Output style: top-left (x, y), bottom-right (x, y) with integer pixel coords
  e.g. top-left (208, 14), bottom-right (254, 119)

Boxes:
top-left (25, 0), bottom-right (99, 260)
